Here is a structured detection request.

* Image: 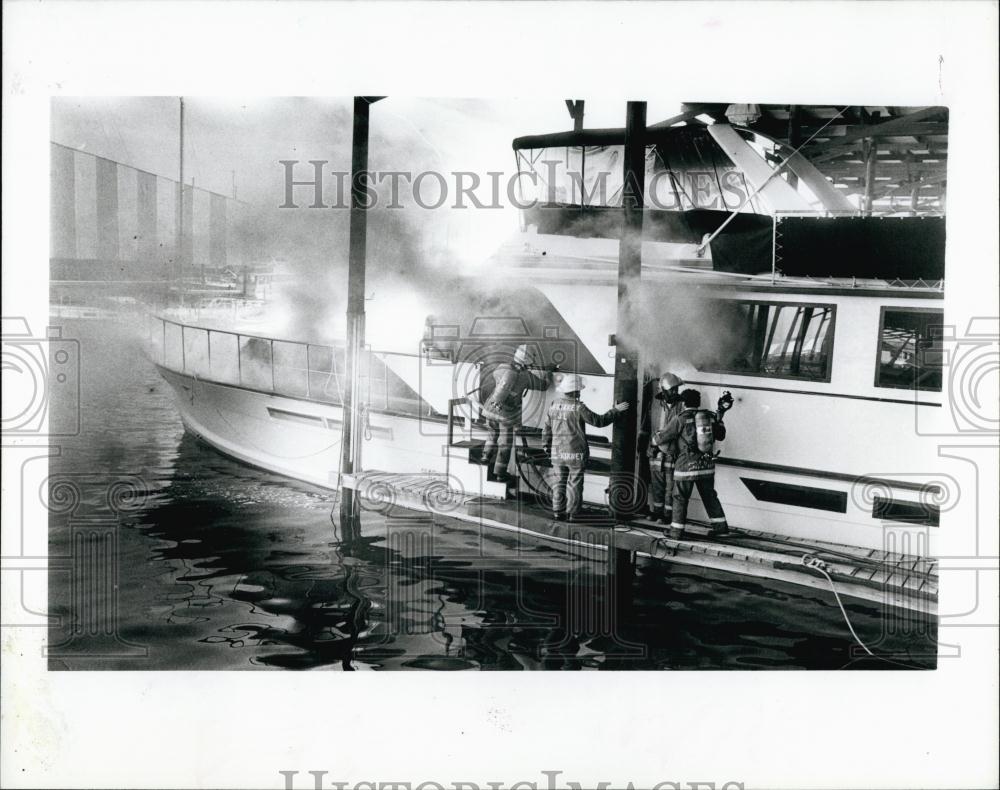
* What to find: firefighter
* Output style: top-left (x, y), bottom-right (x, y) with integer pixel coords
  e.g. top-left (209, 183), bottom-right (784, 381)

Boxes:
top-left (639, 372), bottom-right (685, 523)
top-left (479, 344), bottom-right (551, 483)
top-left (662, 388), bottom-right (734, 539)
top-left (542, 373), bottom-right (629, 521)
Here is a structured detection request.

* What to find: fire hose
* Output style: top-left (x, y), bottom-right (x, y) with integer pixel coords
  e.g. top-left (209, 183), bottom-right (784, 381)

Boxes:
top-left (800, 554), bottom-right (923, 669)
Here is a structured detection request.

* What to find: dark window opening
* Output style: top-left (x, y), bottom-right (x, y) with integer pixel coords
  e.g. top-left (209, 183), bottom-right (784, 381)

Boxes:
top-left (875, 308), bottom-right (944, 392)
top-left (266, 407), bottom-right (324, 427)
top-left (872, 493), bottom-right (940, 527)
top-left (740, 478), bottom-right (847, 513)
top-left (699, 300), bottom-right (835, 382)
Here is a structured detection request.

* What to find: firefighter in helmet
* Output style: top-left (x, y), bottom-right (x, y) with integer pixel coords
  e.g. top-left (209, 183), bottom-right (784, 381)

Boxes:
top-left (660, 388), bottom-right (734, 539)
top-left (542, 373), bottom-right (629, 521)
top-left (639, 371), bottom-right (685, 523)
top-left (478, 344), bottom-right (551, 483)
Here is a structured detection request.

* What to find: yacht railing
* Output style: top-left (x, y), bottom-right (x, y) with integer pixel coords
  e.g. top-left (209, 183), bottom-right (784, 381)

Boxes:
top-left (148, 315), bottom-right (351, 404)
top-left (147, 315), bottom-right (624, 421)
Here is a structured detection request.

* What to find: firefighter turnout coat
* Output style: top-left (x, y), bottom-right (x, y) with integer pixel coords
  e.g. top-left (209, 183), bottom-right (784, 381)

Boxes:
top-left (640, 394), bottom-right (685, 460)
top-left (542, 395), bottom-right (617, 467)
top-left (479, 363), bottom-right (549, 426)
top-left (662, 408), bottom-right (728, 479)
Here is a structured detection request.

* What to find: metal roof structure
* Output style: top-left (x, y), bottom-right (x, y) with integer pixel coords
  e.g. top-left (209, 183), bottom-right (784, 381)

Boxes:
top-left (675, 103), bottom-right (948, 214)
top-left (519, 102), bottom-right (949, 216)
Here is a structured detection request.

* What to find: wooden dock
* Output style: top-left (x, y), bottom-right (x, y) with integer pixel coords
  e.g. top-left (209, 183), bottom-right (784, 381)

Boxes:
top-left (342, 470), bottom-right (937, 615)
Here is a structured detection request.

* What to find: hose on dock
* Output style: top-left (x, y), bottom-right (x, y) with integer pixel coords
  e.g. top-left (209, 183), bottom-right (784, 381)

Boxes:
top-left (729, 531), bottom-right (936, 582)
top-left (802, 555), bottom-right (875, 656)
top-left (801, 554), bottom-right (923, 669)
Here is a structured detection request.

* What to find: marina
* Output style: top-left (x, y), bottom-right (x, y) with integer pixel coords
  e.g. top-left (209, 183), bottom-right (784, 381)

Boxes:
top-left (47, 98), bottom-right (953, 670)
top-left (46, 316), bottom-right (936, 670)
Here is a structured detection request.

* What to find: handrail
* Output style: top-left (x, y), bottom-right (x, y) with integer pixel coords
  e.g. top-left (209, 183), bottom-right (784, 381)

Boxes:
top-left (152, 313), bottom-right (622, 380)
top-left (152, 315), bottom-right (344, 402)
top-left (150, 314), bottom-right (626, 456)
top-left (152, 315), bottom-right (473, 415)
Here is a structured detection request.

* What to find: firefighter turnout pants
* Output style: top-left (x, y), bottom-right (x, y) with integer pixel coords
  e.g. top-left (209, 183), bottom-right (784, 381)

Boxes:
top-left (649, 452), bottom-right (675, 519)
top-left (671, 471), bottom-right (729, 533)
top-left (551, 464), bottom-right (585, 518)
top-left (483, 419), bottom-right (514, 476)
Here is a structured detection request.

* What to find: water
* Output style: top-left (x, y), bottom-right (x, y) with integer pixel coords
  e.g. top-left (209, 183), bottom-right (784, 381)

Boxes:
top-left (47, 318), bottom-right (936, 670)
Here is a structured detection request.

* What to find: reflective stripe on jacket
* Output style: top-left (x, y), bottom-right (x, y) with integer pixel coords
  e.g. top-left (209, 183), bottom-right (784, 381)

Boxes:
top-left (542, 396), bottom-right (616, 466)
top-left (479, 363), bottom-right (549, 424)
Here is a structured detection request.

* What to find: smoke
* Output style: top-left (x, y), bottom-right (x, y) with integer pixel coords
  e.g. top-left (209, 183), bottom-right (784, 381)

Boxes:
top-left (52, 97), bottom-right (761, 401)
top-left (523, 205), bottom-right (751, 377)
top-left (58, 97), bottom-right (748, 370)
top-left (237, 203), bottom-right (351, 343)
top-left (618, 275), bottom-right (747, 377)
top-left (230, 98), bottom-right (522, 348)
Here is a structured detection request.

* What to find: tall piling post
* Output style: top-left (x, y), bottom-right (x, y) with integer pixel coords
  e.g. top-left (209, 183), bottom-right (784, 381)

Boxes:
top-left (174, 97), bottom-right (185, 293)
top-left (339, 97), bottom-right (381, 536)
top-left (609, 101), bottom-right (646, 523)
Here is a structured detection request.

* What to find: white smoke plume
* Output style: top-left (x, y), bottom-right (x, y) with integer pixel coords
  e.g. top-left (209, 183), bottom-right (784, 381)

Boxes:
top-left (620, 275), bottom-right (748, 376)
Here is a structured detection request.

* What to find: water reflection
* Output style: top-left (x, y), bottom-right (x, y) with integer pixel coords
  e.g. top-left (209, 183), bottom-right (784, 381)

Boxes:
top-left (47, 319), bottom-right (936, 670)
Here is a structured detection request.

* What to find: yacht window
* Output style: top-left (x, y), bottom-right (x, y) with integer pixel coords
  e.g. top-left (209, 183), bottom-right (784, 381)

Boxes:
top-left (699, 300), bottom-right (836, 382)
top-left (875, 308), bottom-right (944, 392)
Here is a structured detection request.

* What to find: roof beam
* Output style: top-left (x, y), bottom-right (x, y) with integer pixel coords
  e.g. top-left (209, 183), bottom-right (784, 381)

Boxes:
top-left (804, 107), bottom-right (948, 157)
top-left (810, 129), bottom-right (950, 163)
top-left (707, 123), bottom-right (810, 212)
top-left (873, 173), bottom-right (948, 201)
top-left (778, 144), bottom-right (856, 212)
top-left (648, 104), bottom-right (712, 129)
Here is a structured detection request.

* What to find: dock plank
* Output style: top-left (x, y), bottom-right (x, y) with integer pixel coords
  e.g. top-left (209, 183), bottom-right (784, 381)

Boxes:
top-left (341, 471), bottom-right (937, 614)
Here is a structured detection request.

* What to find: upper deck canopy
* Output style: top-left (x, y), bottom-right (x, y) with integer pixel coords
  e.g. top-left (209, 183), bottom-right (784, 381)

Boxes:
top-left (511, 104), bottom-right (947, 281)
